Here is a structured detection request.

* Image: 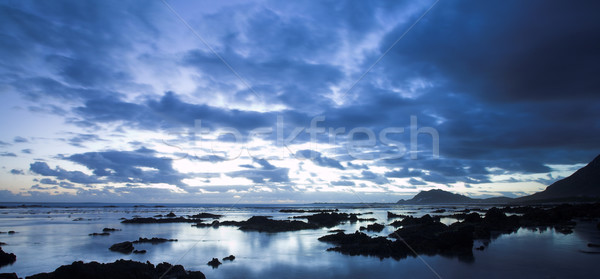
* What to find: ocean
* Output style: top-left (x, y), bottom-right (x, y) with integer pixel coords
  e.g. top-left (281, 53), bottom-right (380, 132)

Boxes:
top-left (0, 203), bottom-right (598, 278)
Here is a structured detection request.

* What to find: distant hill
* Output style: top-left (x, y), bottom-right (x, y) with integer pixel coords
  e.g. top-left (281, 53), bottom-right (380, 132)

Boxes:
top-left (398, 154), bottom-right (600, 204)
top-left (517, 154), bottom-right (600, 202)
top-left (396, 189), bottom-right (513, 204)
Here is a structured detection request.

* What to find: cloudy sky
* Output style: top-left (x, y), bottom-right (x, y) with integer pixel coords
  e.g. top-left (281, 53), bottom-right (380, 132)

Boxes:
top-left (1, 0), bottom-right (599, 203)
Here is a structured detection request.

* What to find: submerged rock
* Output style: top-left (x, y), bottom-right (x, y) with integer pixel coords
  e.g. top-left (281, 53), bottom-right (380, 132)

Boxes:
top-left (133, 250), bottom-right (146, 254)
top-left (25, 259), bottom-right (205, 279)
top-left (102, 228), bottom-right (120, 232)
top-left (222, 255), bottom-right (235, 261)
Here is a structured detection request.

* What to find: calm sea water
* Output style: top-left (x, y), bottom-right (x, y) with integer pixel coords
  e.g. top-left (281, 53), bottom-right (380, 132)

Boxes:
top-left (0, 203), bottom-right (599, 278)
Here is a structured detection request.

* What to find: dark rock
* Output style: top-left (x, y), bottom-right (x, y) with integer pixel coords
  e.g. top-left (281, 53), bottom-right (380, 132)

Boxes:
top-left (475, 245), bottom-right (485, 251)
top-left (359, 223), bottom-right (385, 232)
top-left (207, 258), bottom-right (221, 268)
top-left (89, 232), bottom-right (110, 236)
top-left (0, 242), bottom-right (6, 246)
top-left (0, 247), bottom-right (16, 266)
top-left (193, 220), bottom-right (220, 228)
top-left (222, 255), bottom-right (235, 261)
top-left (464, 213), bottom-right (482, 223)
top-left (220, 216), bottom-right (318, 232)
top-left (432, 209), bottom-right (446, 213)
top-left (133, 250), bottom-right (146, 254)
top-left (597, 222), bottom-right (600, 230)
top-left (132, 237), bottom-right (177, 244)
top-left (387, 211), bottom-right (407, 219)
top-left (25, 259), bottom-right (205, 279)
top-left (7, 231), bottom-right (15, 235)
top-left (279, 209), bottom-right (338, 213)
top-left (294, 212), bottom-right (373, 227)
top-left (122, 217), bottom-right (197, 224)
top-left (390, 214), bottom-right (436, 227)
top-left (166, 212), bottom-right (176, 218)
top-left (327, 229), bottom-right (345, 233)
top-left (102, 228), bottom-right (120, 232)
top-left (0, 273), bottom-right (18, 279)
top-left (189, 213), bottom-right (222, 219)
top-left (587, 243), bottom-right (600, 248)
top-left (109, 241), bottom-right (134, 254)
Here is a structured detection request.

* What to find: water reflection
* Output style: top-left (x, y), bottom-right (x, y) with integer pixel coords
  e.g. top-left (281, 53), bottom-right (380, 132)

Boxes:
top-left (0, 204), bottom-right (598, 278)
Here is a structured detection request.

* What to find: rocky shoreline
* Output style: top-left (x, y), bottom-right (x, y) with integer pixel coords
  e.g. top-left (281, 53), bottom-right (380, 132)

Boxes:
top-left (4, 259), bottom-right (206, 279)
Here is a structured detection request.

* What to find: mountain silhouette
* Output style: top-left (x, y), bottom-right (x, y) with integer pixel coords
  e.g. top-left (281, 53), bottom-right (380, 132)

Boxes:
top-left (517, 154), bottom-right (600, 202)
top-left (396, 189), bottom-right (513, 204)
top-left (397, 154), bottom-right (600, 204)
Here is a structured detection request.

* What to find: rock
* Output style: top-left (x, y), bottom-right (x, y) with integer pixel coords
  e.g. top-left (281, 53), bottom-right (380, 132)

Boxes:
top-left (0, 247), bottom-right (16, 266)
top-left (108, 241), bottom-right (134, 254)
top-left (432, 209), bottom-right (446, 213)
top-left (189, 213), bottom-right (222, 219)
top-left (221, 216), bottom-right (319, 232)
top-left (0, 273), bottom-right (18, 279)
top-left (102, 228), bottom-right (120, 232)
top-left (293, 212), bottom-right (374, 227)
top-left (597, 222), bottom-right (600, 230)
top-left (166, 212), bottom-right (177, 218)
top-left (133, 250), bottom-right (146, 254)
top-left (328, 229), bottom-right (345, 233)
top-left (0, 242), bottom-right (6, 246)
top-left (207, 258), bottom-right (221, 268)
top-left (25, 259), bottom-right (205, 279)
top-left (222, 255), bottom-right (235, 261)
top-left (280, 209), bottom-right (338, 213)
top-left (390, 214), bottom-right (436, 227)
top-left (387, 211), bottom-right (407, 219)
top-left (132, 237), bottom-right (177, 244)
top-left (193, 220), bottom-right (220, 228)
top-left (359, 223), bottom-right (385, 232)
top-left (587, 243), bottom-right (600, 248)
top-left (89, 232), bottom-right (110, 236)
top-left (463, 212), bottom-right (482, 223)
top-left (475, 245), bottom-right (485, 251)
top-left (121, 217), bottom-right (197, 224)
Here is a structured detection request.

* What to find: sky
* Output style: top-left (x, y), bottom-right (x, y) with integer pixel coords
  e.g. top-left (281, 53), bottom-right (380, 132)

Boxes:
top-left (0, 0), bottom-right (599, 203)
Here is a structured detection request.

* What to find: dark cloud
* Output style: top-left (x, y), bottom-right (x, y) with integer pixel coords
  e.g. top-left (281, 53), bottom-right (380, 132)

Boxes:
top-left (295, 149), bottom-right (344, 170)
top-left (13, 136), bottom-right (28, 143)
top-left (66, 133), bottom-right (104, 148)
top-left (21, 149), bottom-right (32, 154)
top-left (330, 180), bottom-right (355, 186)
top-left (355, 170), bottom-right (389, 185)
top-left (40, 178), bottom-right (58, 185)
top-left (227, 158), bottom-right (289, 184)
top-left (64, 148), bottom-right (188, 187)
top-left (10, 169), bottom-right (24, 175)
top-left (30, 161), bottom-right (100, 184)
top-left (1, 152), bottom-right (17, 157)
